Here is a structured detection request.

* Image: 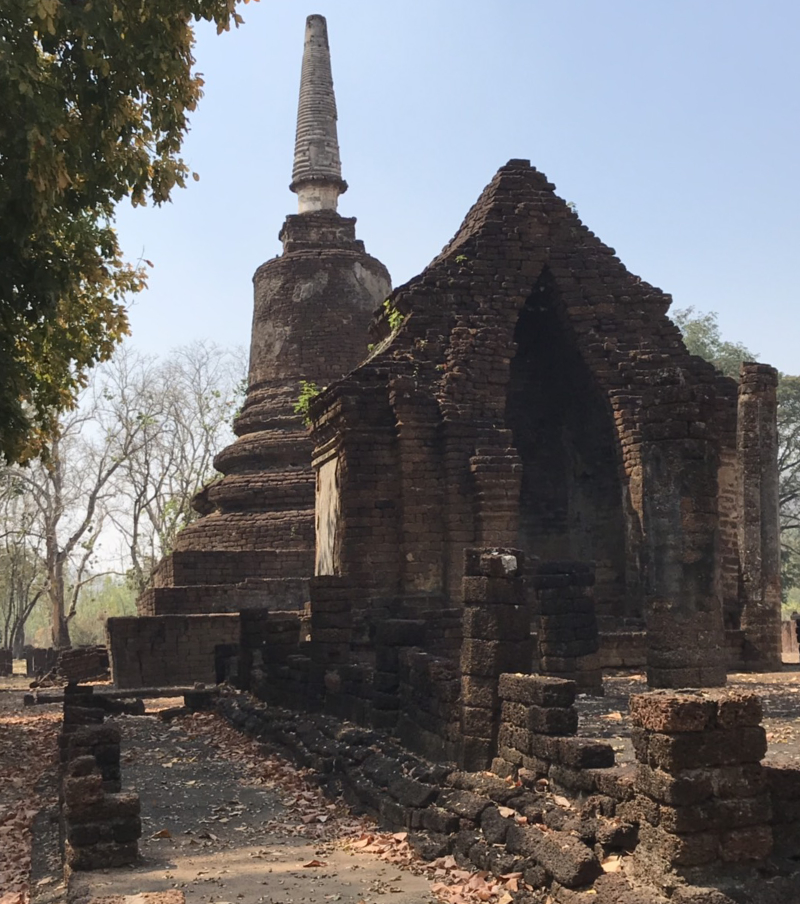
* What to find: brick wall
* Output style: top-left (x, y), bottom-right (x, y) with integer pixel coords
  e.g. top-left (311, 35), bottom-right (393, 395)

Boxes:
top-left (533, 561), bottom-right (602, 695)
top-left (630, 690), bottom-right (773, 882)
top-left (218, 679), bottom-right (800, 901)
top-left (107, 615), bottom-right (240, 688)
top-left (307, 160), bottom-right (775, 689)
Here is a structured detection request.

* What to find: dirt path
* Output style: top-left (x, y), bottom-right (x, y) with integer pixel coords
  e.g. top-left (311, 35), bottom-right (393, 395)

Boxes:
top-left (67, 708), bottom-right (437, 904)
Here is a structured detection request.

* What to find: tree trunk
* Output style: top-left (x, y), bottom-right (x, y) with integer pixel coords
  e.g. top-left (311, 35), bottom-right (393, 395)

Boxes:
top-left (51, 560), bottom-right (71, 649)
top-left (11, 622), bottom-right (25, 658)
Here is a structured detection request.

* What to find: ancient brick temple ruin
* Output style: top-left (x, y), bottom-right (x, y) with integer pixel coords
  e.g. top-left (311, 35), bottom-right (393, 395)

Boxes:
top-left (108, 17), bottom-right (782, 699)
top-left (107, 15), bottom-right (391, 686)
top-left (307, 160), bottom-right (783, 693)
top-left (93, 14), bottom-right (797, 903)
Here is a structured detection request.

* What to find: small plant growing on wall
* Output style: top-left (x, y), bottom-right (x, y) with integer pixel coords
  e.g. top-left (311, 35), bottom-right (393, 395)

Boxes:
top-left (383, 298), bottom-right (405, 333)
top-left (294, 380), bottom-right (322, 426)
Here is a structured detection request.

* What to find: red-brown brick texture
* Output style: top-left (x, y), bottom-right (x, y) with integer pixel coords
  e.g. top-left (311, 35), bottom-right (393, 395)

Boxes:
top-left (309, 159), bottom-right (773, 688)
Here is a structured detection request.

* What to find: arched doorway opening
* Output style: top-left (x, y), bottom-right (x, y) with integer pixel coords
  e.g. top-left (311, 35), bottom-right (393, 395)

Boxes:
top-left (504, 269), bottom-right (629, 620)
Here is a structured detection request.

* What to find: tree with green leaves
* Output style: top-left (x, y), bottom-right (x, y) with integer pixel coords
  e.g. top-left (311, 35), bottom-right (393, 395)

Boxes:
top-left (673, 307), bottom-right (800, 601)
top-left (0, 477), bottom-right (48, 654)
top-left (0, 0), bottom-right (255, 463)
top-left (672, 307), bottom-right (756, 380)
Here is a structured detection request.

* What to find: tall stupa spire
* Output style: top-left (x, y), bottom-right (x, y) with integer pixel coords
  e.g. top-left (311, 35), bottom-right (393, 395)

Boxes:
top-left (290, 14), bottom-right (348, 213)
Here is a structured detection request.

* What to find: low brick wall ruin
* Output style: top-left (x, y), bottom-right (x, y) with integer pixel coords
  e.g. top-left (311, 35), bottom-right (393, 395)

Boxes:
top-left (245, 550), bottom-right (611, 772)
top-left (629, 691), bottom-right (773, 885)
top-left (219, 679), bottom-right (800, 902)
top-left (59, 685), bottom-right (141, 870)
top-left (107, 614), bottom-right (240, 688)
top-left (25, 646), bottom-right (59, 677)
top-left (23, 646), bottom-right (111, 688)
top-left (225, 548), bottom-right (800, 900)
top-left (494, 674), bottom-right (616, 786)
top-left (57, 645), bottom-right (109, 683)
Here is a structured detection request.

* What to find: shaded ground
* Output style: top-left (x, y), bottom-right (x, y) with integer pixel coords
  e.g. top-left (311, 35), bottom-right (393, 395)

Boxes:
top-left (67, 706), bottom-right (438, 904)
top-left (0, 686), bottom-right (60, 904)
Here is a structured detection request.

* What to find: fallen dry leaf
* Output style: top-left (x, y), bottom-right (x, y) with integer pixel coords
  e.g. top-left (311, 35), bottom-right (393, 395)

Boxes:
top-left (0, 707), bottom-right (59, 902)
top-left (600, 711), bottom-right (623, 722)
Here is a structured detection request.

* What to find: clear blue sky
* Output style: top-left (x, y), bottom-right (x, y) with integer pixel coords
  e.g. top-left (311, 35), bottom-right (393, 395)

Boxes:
top-left (116, 0), bottom-right (800, 374)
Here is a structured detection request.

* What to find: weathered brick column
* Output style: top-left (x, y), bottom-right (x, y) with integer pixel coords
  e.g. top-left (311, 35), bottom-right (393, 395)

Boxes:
top-left (533, 561), bottom-right (603, 695)
top-left (640, 379), bottom-right (726, 688)
top-left (59, 685), bottom-right (122, 791)
top-left (60, 685), bottom-right (141, 870)
top-left (63, 757), bottom-right (142, 870)
top-left (59, 684), bottom-right (104, 763)
top-left (459, 548), bottom-right (531, 770)
top-left (495, 673), bottom-right (577, 775)
top-left (630, 690), bottom-right (771, 884)
top-left (737, 363), bottom-right (782, 670)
